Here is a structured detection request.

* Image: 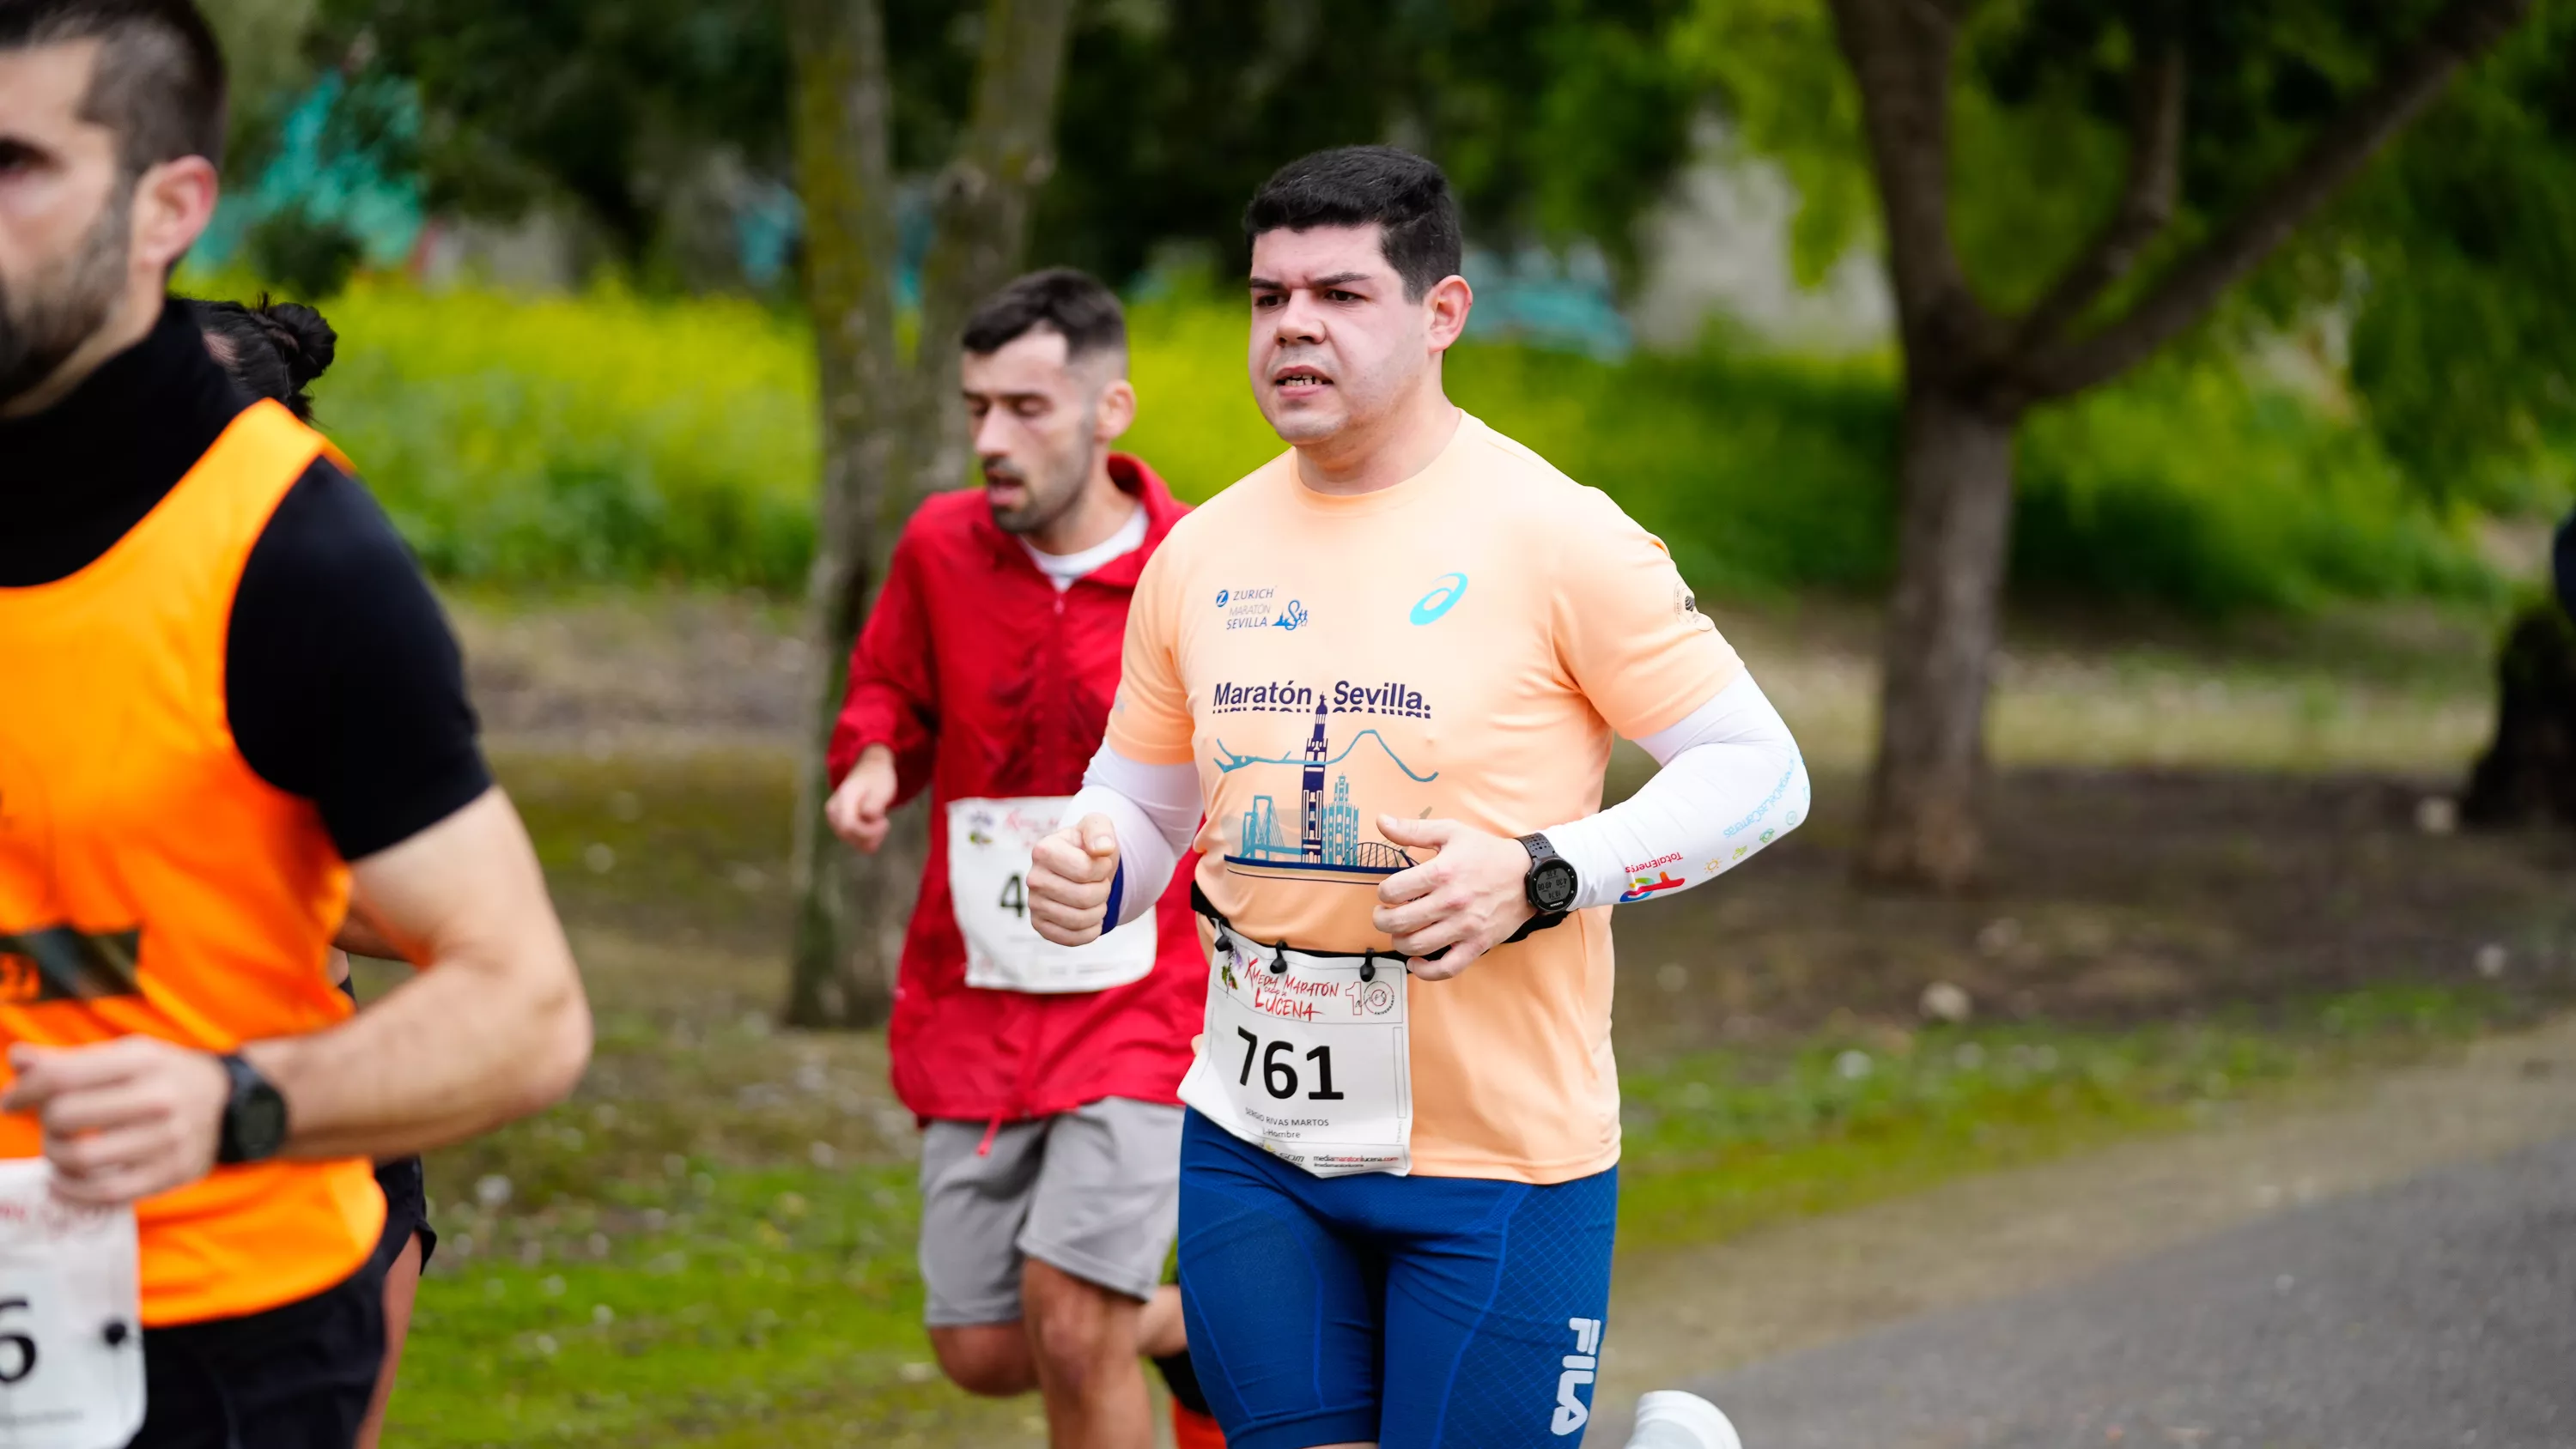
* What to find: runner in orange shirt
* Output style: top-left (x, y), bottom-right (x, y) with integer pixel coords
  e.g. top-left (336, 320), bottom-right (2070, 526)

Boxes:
top-left (1029, 147), bottom-right (1802, 1448)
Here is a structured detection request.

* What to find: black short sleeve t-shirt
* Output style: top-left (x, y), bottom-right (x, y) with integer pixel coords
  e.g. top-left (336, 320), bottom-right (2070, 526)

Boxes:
top-left (0, 302), bottom-right (490, 860)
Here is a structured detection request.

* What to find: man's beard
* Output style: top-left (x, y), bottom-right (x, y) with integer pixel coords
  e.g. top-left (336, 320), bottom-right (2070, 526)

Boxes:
top-left (986, 415), bottom-right (1099, 538)
top-left (0, 183), bottom-right (131, 407)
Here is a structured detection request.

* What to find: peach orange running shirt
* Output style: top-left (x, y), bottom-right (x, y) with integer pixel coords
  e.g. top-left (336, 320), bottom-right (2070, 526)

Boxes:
top-left (1106, 414), bottom-right (1742, 1183)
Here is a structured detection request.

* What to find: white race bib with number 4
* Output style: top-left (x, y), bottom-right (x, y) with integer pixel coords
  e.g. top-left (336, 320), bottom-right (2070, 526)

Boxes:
top-left (1177, 937), bottom-right (1412, 1177)
top-left (948, 796), bottom-right (1158, 994)
top-left (0, 1160), bottom-right (144, 1449)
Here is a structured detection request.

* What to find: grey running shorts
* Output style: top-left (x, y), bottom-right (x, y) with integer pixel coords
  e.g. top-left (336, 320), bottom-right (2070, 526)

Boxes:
top-left (918, 1096), bottom-right (1183, 1327)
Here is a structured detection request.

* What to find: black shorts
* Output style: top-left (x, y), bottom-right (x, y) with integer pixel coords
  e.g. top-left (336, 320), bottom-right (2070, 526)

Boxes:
top-left (129, 1257), bottom-right (386, 1449)
top-left (370, 1155), bottom-right (438, 1271)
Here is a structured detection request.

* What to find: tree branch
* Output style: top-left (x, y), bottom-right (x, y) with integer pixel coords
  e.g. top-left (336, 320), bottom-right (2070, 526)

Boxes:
top-left (2011, 41), bottom-right (2184, 353)
top-left (1828, 0), bottom-right (2005, 379)
top-left (2020, 0), bottom-right (2533, 402)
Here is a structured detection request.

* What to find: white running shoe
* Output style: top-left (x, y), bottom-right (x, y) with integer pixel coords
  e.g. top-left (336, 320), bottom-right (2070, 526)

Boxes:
top-left (1622, 1389), bottom-right (1744, 1449)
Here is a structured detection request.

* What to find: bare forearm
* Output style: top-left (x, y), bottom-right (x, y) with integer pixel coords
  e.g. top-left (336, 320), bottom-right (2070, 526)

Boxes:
top-left (246, 937), bottom-right (587, 1160)
top-left (248, 788), bottom-right (592, 1159)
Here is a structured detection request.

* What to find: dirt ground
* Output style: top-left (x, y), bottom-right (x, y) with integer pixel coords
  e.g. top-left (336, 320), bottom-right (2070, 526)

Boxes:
top-left (1611, 765), bottom-right (2576, 1058)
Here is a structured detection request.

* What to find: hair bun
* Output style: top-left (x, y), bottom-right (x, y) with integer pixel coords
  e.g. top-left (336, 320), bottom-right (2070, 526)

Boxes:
top-left (252, 300), bottom-right (338, 388)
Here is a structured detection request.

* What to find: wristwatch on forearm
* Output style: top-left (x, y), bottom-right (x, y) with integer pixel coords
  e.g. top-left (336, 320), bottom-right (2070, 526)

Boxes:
top-left (1518, 833), bottom-right (1580, 914)
top-left (215, 1052), bottom-right (289, 1166)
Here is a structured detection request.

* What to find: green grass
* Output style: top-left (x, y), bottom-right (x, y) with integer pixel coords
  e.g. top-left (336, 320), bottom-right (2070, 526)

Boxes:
top-left (1615, 981), bottom-right (2505, 1251)
top-left (398, 1165), bottom-right (938, 1446)
top-left (175, 273), bottom-right (2508, 615)
top-left (380, 975), bottom-right (2513, 1446)
top-left (495, 748), bottom-right (799, 948)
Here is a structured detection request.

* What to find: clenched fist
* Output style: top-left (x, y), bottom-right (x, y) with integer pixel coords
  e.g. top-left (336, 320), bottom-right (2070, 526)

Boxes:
top-left (1026, 813), bottom-right (1121, 946)
top-left (1370, 815), bottom-right (1536, 979)
top-left (826, 744), bottom-right (898, 853)
top-left (4, 1038), bottom-right (232, 1207)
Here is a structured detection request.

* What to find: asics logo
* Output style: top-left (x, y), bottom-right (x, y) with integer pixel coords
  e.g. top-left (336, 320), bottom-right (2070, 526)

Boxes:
top-left (1552, 1317), bottom-right (1603, 1435)
top-left (1409, 573), bottom-right (1467, 625)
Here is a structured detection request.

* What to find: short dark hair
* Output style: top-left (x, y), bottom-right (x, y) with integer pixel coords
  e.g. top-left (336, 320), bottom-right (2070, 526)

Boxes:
top-left (960, 267), bottom-right (1127, 366)
top-left (1243, 147), bottom-right (1462, 301)
top-left (0, 0), bottom-right (228, 173)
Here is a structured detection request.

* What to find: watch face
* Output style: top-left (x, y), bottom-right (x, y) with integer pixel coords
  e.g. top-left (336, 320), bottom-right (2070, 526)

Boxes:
top-left (1533, 858), bottom-right (1579, 912)
top-left (234, 1087), bottom-right (289, 1160)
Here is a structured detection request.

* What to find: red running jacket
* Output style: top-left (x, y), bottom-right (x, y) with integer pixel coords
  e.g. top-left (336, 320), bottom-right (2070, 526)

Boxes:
top-left (826, 455), bottom-right (1201, 1124)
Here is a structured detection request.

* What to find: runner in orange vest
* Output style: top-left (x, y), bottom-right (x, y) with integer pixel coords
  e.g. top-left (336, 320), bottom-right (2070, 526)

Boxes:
top-left (0, 5), bottom-right (592, 1445)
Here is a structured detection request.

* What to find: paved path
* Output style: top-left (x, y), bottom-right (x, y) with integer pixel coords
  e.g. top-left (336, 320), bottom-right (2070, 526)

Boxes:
top-left (1693, 1133), bottom-right (2576, 1448)
top-left (1590, 1015), bottom-right (2576, 1446)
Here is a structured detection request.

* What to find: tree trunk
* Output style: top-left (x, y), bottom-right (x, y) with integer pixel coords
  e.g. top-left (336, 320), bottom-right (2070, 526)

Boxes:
top-left (1859, 385), bottom-right (2020, 889)
top-left (1829, 0), bottom-right (2530, 894)
top-left (784, 0), bottom-right (902, 1028)
top-left (782, 0), bottom-right (1077, 1028)
top-left (900, 0), bottom-right (1078, 508)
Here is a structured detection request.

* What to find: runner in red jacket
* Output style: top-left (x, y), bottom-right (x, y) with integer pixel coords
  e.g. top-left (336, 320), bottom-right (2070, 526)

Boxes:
top-left (824, 269), bottom-right (1221, 1449)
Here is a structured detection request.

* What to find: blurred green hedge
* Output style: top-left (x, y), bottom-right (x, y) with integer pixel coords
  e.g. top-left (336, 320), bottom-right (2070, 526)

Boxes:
top-left (303, 282), bottom-right (819, 590)
top-left (260, 278), bottom-right (2494, 613)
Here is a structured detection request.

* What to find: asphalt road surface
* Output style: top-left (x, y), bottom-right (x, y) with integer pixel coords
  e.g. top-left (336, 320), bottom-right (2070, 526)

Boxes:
top-left (1689, 1134), bottom-right (2576, 1449)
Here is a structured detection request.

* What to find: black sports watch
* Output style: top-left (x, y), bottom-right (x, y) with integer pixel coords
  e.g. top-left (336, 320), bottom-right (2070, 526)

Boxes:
top-left (1518, 833), bottom-right (1580, 914)
top-left (215, 1053), bottom-right (289, 1166)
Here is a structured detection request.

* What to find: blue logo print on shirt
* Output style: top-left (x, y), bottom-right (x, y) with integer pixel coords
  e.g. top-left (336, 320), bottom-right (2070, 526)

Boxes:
top-left (1409, 573), bottom-right (1468, 625)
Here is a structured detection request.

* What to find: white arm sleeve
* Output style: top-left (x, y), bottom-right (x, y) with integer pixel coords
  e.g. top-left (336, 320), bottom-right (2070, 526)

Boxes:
top-left (1543, 673), bottom-right (1810, 912)
top-left (1065, 744), bottom-right (1201, 928)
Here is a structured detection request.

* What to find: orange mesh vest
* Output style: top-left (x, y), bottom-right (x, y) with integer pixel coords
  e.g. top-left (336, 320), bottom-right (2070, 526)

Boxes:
top-left (0, 398), bottom-right (384, 1326)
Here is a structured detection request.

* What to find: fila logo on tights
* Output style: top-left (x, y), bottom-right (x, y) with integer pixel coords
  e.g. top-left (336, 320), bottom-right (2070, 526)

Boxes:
top-left (1552, 1317), bottom-right (1604, 1435)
